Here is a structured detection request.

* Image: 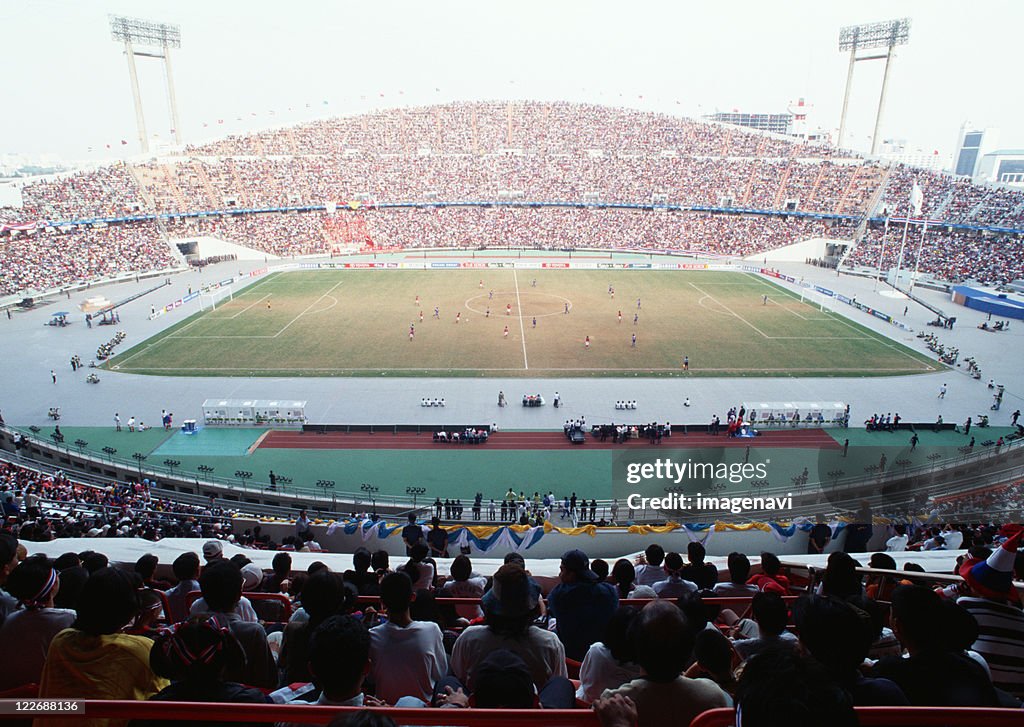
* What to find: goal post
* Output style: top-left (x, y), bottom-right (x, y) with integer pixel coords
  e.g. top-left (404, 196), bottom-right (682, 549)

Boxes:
top-left (799, 288), bottom-right (830, 312)
top-left (199, 286), bottom-right (233, 312)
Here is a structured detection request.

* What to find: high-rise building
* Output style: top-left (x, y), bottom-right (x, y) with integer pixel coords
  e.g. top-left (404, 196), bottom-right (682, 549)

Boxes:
top-left (975, 150), bottom-right (1024, 187)
top-left (951, 122), bottom-right (998, 177)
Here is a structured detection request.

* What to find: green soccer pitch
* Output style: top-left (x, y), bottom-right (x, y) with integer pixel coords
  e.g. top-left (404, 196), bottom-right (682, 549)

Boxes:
top-left (106, 269), bottom-right (940, 377)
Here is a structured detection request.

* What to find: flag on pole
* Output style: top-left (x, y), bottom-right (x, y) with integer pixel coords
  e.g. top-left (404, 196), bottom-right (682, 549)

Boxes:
top-left (910, 180), bottom-right (923, 217)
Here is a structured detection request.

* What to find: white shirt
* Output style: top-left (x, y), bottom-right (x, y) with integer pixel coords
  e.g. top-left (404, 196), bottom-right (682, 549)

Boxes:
top-left (885, 534), bottom-right (908, 552)
top-left (369, 619), bottom-right (447, 705)
top-left (442, 577), bottom-right (486, 620)
top-left (635, 563), bottom-right (666, 587)
top-left (190, 595), bottom-right (258, 623)
top-left (576, 641), bottom-right (643, 703)
top-left (943, 529), bottom-right (964, 551)
top-left (712, 582), bottom-right (759, 598)
top-left (654, 576), bottom-right (698, 598)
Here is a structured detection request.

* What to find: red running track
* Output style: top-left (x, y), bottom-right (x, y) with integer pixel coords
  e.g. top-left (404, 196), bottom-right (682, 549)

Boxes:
top-left (258, 429), bottom-right (840, 451)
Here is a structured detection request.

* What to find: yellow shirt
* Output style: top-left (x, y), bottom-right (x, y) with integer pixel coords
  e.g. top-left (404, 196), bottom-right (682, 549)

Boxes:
top-left (36, 628), bottom-right (169, 727)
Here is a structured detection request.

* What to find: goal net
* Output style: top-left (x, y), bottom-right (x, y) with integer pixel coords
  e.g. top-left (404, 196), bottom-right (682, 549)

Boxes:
top-left (799, 288), bottom-right (831, 312)
top-left (199, 286), bottom-right (233, 312)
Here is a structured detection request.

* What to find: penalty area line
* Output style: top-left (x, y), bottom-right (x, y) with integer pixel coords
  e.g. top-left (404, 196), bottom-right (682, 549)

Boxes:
top-left (513, 269), bottom-right (529, 370)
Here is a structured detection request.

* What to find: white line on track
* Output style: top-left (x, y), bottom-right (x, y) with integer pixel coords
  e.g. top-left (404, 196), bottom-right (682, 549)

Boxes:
top-left (513, 269), bottom-right (529, 370)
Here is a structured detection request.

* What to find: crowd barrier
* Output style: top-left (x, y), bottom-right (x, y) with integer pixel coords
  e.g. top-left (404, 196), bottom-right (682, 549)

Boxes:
top-left (689, 706), bottom-right (1024, 727)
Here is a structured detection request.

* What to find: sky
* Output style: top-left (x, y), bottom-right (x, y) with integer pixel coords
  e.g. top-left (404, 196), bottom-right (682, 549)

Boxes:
top-left (1, 0), bottom-right (1021, 165)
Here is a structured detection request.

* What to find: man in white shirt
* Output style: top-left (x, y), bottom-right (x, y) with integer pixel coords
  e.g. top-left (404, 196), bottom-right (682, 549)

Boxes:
top-left (634, 544), bottom-right (666, 587)
top-left (942, 524), bottom-right (964, 551)
top-left (653, 552), bottom-right (698, 598)
top-left (369, 572), bottom-right (447, 705)
top-left (885, 524), bottom-right (909, 552)
top-left (712, 552), bottom-right (759, 598)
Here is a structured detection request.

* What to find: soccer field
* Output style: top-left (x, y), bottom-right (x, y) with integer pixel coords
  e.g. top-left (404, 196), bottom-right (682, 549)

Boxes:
top-left (107, 270), bottom-right (939, 377)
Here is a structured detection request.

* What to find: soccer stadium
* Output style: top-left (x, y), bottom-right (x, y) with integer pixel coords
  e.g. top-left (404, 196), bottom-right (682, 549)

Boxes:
top-left (1, 3), bottom-right (1024, 725)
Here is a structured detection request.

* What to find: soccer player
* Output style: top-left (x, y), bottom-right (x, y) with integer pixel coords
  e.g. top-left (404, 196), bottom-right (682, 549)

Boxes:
top-left (763, 295), bottom-right (768, 305)
top-left (267, 299), bottom-right (271, 310)
top-left (532, 317), bottom-right (537, 328)
top-left (683, 356), bottom-right (689, 371)
top-left (631, 333), bottom-right (636, 348)
top-left (433, 306), bottom-right (440, 319)
top-left (419, 310), bottom-right (424, 323)
top-left (506, 303), bottom-right (512, 316)
top-left (637, 297), bottom-right (641, 310)
top-left (585, 335), bottom-right (591, 349)
top-left (409, 325), bottom-right (415, 341)
top-left (564, 302), bottom-right (569, 314)
top-left (485, 308), bottom-right (490, 318)
top-left (618, 310), bottom-right (622, 323)
top-left (532, 279), bottom-right (537, 287)
top-left (455, 312), bottom-right (461, 323)
top-left (415, 295), bottom-right (420, 306)
top-left (489, 290), bottom-right (493, 300)
top-left (633, 312), bottom-right (638, 325)
top-left (503, 325), bottom-right (509, 339)
top-left (479, 280), bottom-right (484, 288)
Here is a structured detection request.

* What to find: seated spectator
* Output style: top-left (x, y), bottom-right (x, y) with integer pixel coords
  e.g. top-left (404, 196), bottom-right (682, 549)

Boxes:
top-left (634, 544), bottom-right (665, 587)
top-left (735, 647), bottom-right (856, 727)
top-left (262, 552), bottom-right (292, 593)
top-left (450, 563), bottom-right (567, 693)
top-left (730, 591), bottom-right (798, 662)
top-left (164, 552), bottom-right (201, 624)
top-left (746, 551), bottom-right (790, 594)
top-left (652, 552), bottom-right (698, 598)
top-left (685, 628), bottom-right (738, 697)
top-left (0, 533), bottom-right (20, 626)
top-left (577, 606), bottom-right (643, 704)
top-left (135, 617), bottom-right (270, 727)
top-left (279, 615), bottom-right (384, 726)
top-left (601, 601), bottom-right (731, 727)
top-left (441, 647), bottom-right (575, 709)
top-left (369, 571), bottom-right (447, 706)
top-left (135, 554), bottom-right (173, 591)
top-left (549, 549), bottom-right (619, 660)
top-left (0, 554), bottom-right (76, 689)
top-left (872, 585), bottom-right (1000, 706)
top-left (342, 548), bottom-right (377, 596)
top-left (712, 552), bottom-right (759, 598)
top-left (679, 542), bottom-right (718, 590)
top-left (792, 593), bottom-right (908, 705)
top-left (441, 554), bottom-right (486, 621)
top-left (886, 524), bottom-right (909, 551)
top-left (404, 543), bottom-right (434, 591)
top-left (610, 559), bottom-right (636, 599)
top-left (279, 570), bottom-right (352, 685)
top-left (818, 552), bottom-right (864, 600)
top-left (956, 530), bottom-right (1024, 699)
top-left (193, 560), bottom-right (276, 688)
top-left (37, 567), bottom-right (169, 718)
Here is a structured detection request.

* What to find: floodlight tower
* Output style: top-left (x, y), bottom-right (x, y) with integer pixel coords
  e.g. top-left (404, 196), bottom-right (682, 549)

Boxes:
top-left (837, 18), bottom-right (910, 154)
top-left (109, 15), bottom-right (183, 153)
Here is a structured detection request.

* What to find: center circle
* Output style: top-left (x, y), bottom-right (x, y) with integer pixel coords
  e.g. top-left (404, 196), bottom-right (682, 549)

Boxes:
top-left (465, 291), bottom-right (572, 318)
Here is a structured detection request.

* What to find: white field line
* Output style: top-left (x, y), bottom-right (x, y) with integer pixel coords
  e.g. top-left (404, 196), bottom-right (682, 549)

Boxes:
top-left (513, 269), bottom-right (529, 369)
top-left (115, 364), bottom-right (930, 373)
top-left (689, 282), bottom-right (770, 339)
top-left (272, 281), bottom-right (344, 339)
top-left (226, 294), bottom-right (271, 319)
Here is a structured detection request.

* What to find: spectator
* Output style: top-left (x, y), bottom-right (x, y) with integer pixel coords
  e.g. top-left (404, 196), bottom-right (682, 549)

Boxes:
top-left (279, 570), bottom-right (352, 685)
top-left (956, 531), bottom-right (1024, 699)
top-left (792, 594), bottom-right (908, 705)
top-left (342, 547), bottom-right (378, 596)
top-left (685, 628), bottom-right (738, 697)
top-left (202, 540), bottom-right (224, 563)
top-left (192, 560), bottom-right (276, 688)
top-left (807, 516), bottom-right (832, 554)
top-left (0, 532), bottom-right (19, 626)
top-left (746, 551), bottom-right (791, 594)
top-left (0, 554), bottom-right (76, 689)
top-left (549, 549), bottom-right (620, 660)
top-left (577, 606), bottom-right (644, 704)
top-left (450, 563), bottom-right (567, 693)
top-left (712, 552), bottom-right (759, 598)
top-left (871, 585), bottom-right (1000, 706)
top-left (135, 554), bottom-right (172, 591)
top-left (401, 514), bottom-right (423, 556)
top-left (426, 517), bottom-right (449, 558)
top-left (164, 552), bottom-right (201, 624)
top-left (634, 544), bottom-right (666, 587)
top-left (37, 567), bottom-right (169, 718)
top-left (136, 617), bottom-right (269, 726)
top-left (279, 615), bottom-right (384, 726)
top-left (441, 554), bottom-right (486, 621)
top-left (610, 559), bottom-right (636, 599)
top-left (601, 601), bottom-right (731, 727)
top-left (437, 648), bottom-right (574, 709)
top-left (886, 524), bottom-right (909, 552)
top-left (731, 591), bottom-right (798, 662)
top-left (679, 542), bottom-right (718, 590)
top-left (262, 552), bottom-right (292, 593)
top-left (404, 543), bottom-right (434, 592)
top-left (652, 552), bottom-right (698, 598)
top-left (369, 571), bottom-right (447, 705)
top-left (819, 552), bottom-right (864, 600)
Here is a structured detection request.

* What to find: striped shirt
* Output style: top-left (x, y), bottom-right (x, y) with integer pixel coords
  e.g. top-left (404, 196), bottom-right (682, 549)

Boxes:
top-left (957, 596), bottom-right (1024, 698)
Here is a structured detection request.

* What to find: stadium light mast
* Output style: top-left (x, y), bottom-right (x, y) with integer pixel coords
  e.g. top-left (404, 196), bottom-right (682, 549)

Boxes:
top-left (837, 18), bottom-right (910, 155)
top-left (109, 15), bottom-right (183, 153)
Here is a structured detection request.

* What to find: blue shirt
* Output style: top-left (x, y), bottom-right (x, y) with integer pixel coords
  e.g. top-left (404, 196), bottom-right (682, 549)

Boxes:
top-left (548, 580), bottom-right (619, 661)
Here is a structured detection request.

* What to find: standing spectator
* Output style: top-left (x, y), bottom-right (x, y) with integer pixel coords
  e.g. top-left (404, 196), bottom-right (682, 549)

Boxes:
top-left (600, 601), bottom-right (731, 727)
top-left (549, 549), bottom-right (619, 660)
top-left (37, 567), bottom-right (169, 719)
top-left (369, 572), bottom-right (447, 705)
top-left (426, 517), bottom-right (449, 558)
top-left (296, 509), bottom-right (311, 542)
top-left (886, 524), bottom-right (909, 552)
top-left (401, 514), bottom-right (423, 556)
top-left (807, 516), bottom-right (832, 555)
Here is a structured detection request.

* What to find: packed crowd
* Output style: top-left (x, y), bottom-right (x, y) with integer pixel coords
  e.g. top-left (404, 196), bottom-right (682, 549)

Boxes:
top-left (882, 164), bottom-right (1024, 229)
top-left (0, 222), bottom-right (177, 296)
top-left (846, 224), bottom-right (1024, 286)
top-left (0, 526), bottom-right (1021, 726)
